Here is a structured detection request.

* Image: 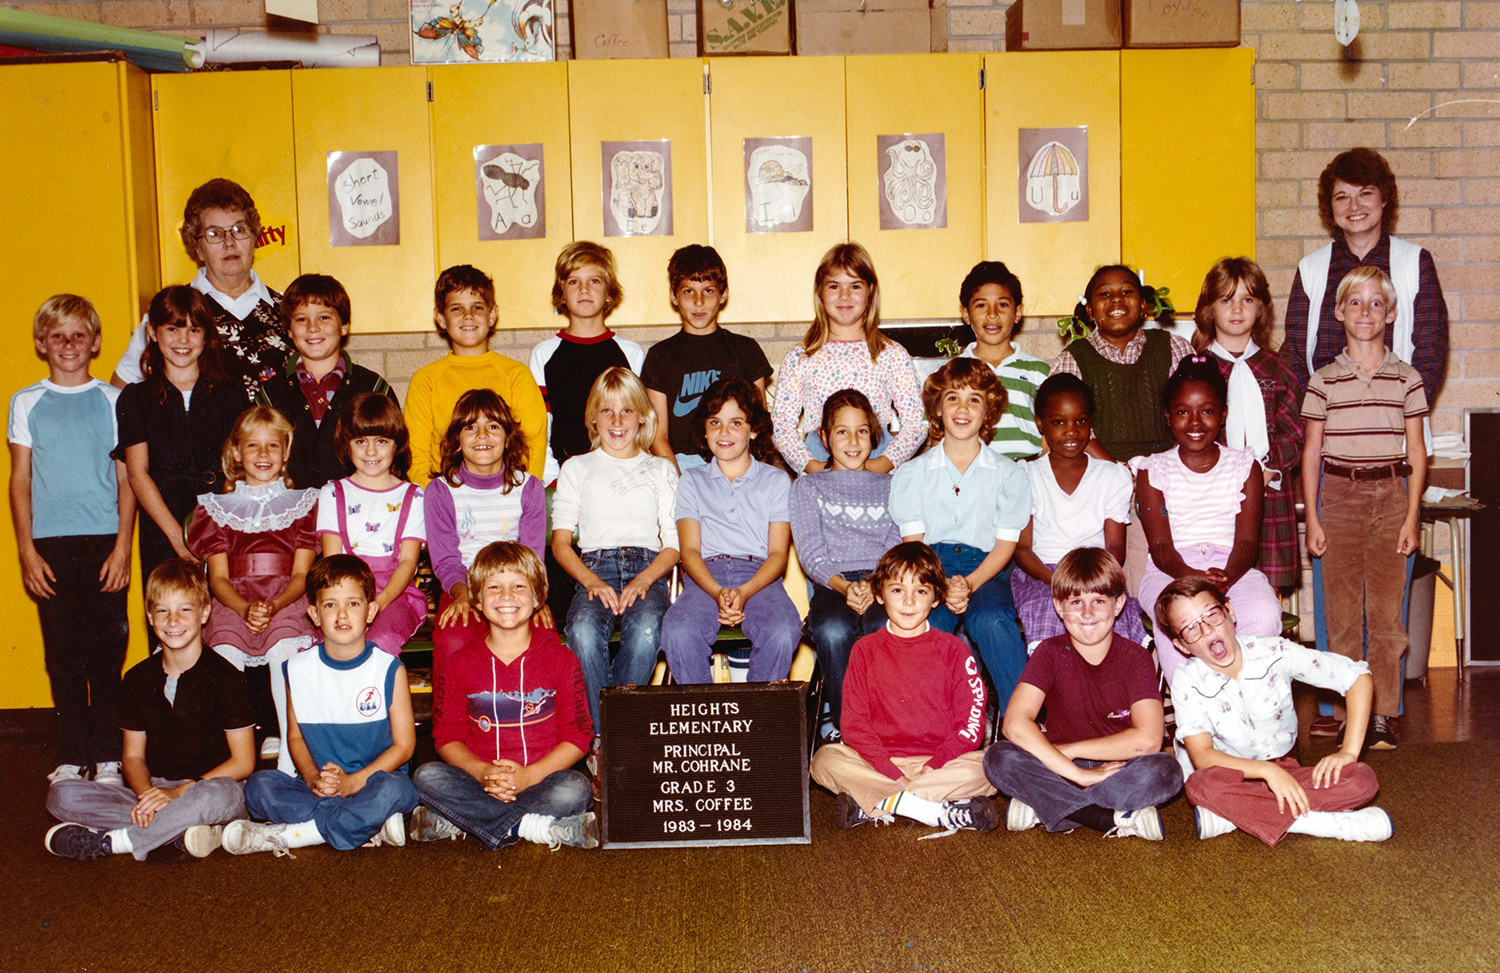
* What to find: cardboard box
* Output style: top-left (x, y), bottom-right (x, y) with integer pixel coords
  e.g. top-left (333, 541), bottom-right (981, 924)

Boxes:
top-left (573, 0), bottom-right (670, 59)
top-left (1005, 0), bottom-right (1122, 51)
top-left (1122, 0), bottom-right (1239, 48)
top-left (795, 0), bottom-right (944, 56)
top-left (700, 0), bottom-right (793, 55)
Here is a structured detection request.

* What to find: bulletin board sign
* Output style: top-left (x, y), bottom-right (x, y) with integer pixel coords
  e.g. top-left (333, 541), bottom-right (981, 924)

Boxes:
top-left (599, 683), bottom-right (811, 848)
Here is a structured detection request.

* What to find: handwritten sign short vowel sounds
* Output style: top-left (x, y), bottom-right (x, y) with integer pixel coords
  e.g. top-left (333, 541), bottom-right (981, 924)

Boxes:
top-left (599, 683), bottom-right (810, 848)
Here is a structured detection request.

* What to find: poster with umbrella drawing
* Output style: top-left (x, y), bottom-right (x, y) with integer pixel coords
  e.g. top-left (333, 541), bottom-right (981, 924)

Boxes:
top-left (1018, 128), bottom-right (1088, 224)
top-left (475, 144), bottom-right (545, 240)
top-left (877, 134), bottom-right (946, 230)
top-left (602, 140), bottom-right (672, 238)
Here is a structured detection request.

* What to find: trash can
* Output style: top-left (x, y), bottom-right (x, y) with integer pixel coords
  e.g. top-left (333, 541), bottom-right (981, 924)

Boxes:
top-left (1405, 555), bottom-right (1440, 680)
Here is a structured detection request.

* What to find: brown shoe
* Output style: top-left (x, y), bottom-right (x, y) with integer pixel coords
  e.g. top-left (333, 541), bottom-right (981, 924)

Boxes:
top-left (1366, 715), bottom-right (1399, 750)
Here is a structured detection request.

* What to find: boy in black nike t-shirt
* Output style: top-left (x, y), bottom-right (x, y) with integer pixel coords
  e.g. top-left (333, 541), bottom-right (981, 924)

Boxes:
top-left (642, 245), bottom-right (772, 474)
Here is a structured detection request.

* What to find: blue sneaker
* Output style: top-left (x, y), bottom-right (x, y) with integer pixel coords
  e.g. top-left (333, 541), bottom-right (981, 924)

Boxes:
top-left (46, 823), bottom-right (112, 860)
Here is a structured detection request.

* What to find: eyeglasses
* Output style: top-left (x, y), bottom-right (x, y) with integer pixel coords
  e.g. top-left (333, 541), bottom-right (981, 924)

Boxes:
top-left (1176, 605), bottom-right (1227, 643)
top-left (199, 223), bottom-right (254, 244)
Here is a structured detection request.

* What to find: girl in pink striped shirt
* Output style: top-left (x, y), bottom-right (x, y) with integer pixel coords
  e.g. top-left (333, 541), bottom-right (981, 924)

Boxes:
top-left (1130, 357), bottom-right (1282, 684)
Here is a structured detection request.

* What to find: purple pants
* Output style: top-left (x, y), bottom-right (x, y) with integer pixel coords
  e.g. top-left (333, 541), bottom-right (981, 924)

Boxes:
top-left (662, 557), bottom-right (801, 685)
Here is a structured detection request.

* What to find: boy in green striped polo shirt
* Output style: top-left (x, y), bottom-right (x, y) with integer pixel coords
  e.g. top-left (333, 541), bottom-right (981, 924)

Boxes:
top-left (956, 262), bottom-right (1052, 460)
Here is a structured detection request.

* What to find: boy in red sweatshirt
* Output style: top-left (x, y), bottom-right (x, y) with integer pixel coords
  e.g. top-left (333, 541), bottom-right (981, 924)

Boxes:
top-left (810, 541), bottom-right (998, 834)
top-left (411, 541), bottom-right (597, 849)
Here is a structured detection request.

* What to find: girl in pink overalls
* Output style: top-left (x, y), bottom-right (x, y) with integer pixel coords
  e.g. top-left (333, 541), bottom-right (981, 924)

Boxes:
top-left (317, 392), bottom-right (427, 655)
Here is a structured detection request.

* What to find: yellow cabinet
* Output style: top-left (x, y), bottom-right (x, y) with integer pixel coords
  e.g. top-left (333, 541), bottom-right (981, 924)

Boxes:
top-left (431, 62), bottom-right (574, 332)
top-left (846, 53), bottom-right (985, 320)
top-left (151, 71), bottom-right (300, 294)
top-left (1122, 48), bottom-right (1257, 301)
top-left (0, 60), bottom-right (158, 708)
top-left (707, 55), bottom-right (847, 326)
top-left (985, 51), bottom-right (1122, 318)
top-left (567, 59), bottom-right (709, 327)
top-left (292, 67), bottom-right (437, 334)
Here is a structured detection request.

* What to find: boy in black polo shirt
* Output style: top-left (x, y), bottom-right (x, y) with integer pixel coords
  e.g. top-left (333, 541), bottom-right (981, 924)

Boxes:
top-left (45, 559), bottom-right (256, 860)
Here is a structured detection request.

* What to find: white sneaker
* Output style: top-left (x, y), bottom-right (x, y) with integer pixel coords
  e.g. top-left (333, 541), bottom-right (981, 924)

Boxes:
top-left (92, 761), bottom-right (124, 787)
top-left (222, 819), bottom-right (294, 857)
top-left (1006, 799), bottom-right (1041, 832)
top-left (179, 824), bottom-right (223, 858)
top-left (1325, 807), bottom-right (1393, 842)
top-left (259, 737), bottom-right (281, 759)
top-left (516, 811), bottom-right (599, 850)
top-left (47, 763), bottom-right (85, 785)
top-left (363, 812), bottom-right (406, 848)
top-left (1195, 806), bottom-right (1237, 840)
top-left (1108, 807), bottom-right (1164, 840)
top-left (408, 806), bottom-right (466, 842)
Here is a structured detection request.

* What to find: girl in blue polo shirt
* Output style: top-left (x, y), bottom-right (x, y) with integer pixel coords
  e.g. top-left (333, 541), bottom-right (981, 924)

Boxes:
top-left (662, 379), bottom-right (801, 684)
top-left (890, 358), bottom-right (1032, 705)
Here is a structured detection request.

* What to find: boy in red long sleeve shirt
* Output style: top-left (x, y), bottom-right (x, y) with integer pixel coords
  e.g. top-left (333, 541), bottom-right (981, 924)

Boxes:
top-left (411, 542), bottom-right (597, 850)
top-left (810, 542), bottom-right (999, 833)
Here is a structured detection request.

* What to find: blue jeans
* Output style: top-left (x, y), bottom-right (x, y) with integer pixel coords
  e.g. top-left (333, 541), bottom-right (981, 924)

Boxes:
top-left (806, 572), bottom-right (886, 732)
top-left (662, 557), bottom-right (802, 684)
top-left (983, 742), bottom-right (1183, 832)
top-left (564, 547), bottom-right (670, 733)
top-left (927, 543), bottom-right (1027, 705)
top-left (243, 768), bottom-right (418, 851)
top-left (412, 762), bottom-right (592, 850)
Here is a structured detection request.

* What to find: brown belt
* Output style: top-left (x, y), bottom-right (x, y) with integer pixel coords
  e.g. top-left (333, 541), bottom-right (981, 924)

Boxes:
top-left (1323, 461), bottom-right (1413, 481)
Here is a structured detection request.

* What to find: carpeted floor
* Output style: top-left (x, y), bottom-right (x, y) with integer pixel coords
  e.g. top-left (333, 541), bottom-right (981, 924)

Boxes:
top-left (4, 719), bottom-right (1498, 973)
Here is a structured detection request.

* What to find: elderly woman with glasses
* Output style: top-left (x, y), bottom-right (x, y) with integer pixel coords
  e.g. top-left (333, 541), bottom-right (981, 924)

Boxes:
top-left (112, 179), bottom-right (291, 401)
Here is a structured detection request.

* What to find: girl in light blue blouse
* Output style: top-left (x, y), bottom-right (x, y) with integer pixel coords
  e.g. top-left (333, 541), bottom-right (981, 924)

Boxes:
top-left (889, 358), bottom-right (1032, 705)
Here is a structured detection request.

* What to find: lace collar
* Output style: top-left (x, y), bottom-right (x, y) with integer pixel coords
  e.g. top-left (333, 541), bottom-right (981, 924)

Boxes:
top-left (197, 481), bottom-right (319, 533)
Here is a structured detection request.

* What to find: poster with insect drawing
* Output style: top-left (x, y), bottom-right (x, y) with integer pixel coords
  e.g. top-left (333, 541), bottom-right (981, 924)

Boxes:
top-left (877, 134), bottom-right (946, 230)
top-left (601, 140), bottom-right (672, 238)
top-left (475, 144), bottom-right (545, 240)
top-left (410, 0), bottom-right (554, 64)
top-left (744, 137), bottom-right (812, 234)
top-left (328, 151), bottom-right (400, 247)
top-left (1018, 127), bottom-right (1088, 224)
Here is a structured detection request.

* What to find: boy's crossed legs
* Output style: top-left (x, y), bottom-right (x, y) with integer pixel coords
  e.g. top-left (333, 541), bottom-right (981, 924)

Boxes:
top-left (811, 744), bottom-right (998, 832)
top-left (235, 769), bottom-right (419, 853)
top-left (412, 762), bottom-right (594, 849)
top-left (984, 742), bottom-right (1181, 834)
top-left (46, 776), bottom-right (246, 860)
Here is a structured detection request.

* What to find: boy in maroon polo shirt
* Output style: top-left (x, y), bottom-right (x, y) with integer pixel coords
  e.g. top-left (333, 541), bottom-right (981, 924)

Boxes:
top-left (983, 547), bottom-right (1181, 838)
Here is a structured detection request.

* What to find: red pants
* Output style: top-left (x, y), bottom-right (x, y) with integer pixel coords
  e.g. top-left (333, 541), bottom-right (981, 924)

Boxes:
top-left (1185, 757), bottom-right (1379, 846)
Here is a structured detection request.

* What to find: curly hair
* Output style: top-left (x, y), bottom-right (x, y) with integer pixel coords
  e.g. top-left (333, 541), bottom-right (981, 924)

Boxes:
top-left (179, 179), bottom-right (261, 261)
top-left (1070, 264), bottom-right (1168, 332)
top-left (691, 379), bottom-right (777, 465)
top-left (921, 357), bottom-right (1006, 446)
top-left (1318, 148), bottom-right (1399, 239)
top-left (1160, 355), bottom-right (1229, 415)
top-left (438, 389), bottom-right (528, 491)
top-left (959, 260), bottom-right (1024, 317)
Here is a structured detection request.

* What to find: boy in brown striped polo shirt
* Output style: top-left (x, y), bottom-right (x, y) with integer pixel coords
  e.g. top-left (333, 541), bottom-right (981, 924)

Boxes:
top-left (1301, 266), bottom-right (1428, 751)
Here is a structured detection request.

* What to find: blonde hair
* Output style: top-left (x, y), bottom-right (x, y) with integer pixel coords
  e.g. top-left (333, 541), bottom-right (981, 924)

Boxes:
top-left (467, 541), bottom-right (548, 608)
top-left (145, 558), bottom-right (210, 611)
top-left (1335, 265), bottom-right (1398, 309)
top-left (585, 367), bottom-right (656, 453)
top-left (33, 294), bottom-right (102, 345)
top-left (804, 242), bottom-right (886, 362)
top-left (551, 241), bottom-right (623, 318)
top-left (221, 406), bottom-right (295, 488)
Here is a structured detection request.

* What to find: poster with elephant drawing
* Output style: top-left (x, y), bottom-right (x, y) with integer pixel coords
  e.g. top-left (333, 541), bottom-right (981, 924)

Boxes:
top-left (475, 144), bottom-right (545, 240)
top-left (1018, 127), bottom-right (1088, 224)
top-left (602, 140), bottom-right (673, 238)
top-left (877, 134), bottom-right (947, 230)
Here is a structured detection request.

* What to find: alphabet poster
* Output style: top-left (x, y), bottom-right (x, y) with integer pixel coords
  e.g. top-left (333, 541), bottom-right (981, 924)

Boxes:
top-left (1018, 127), bottom-right (1089, 224)
top-left (877, 134), bottom-right (947, 230)
top-left (475, 144), bottom-right (545, 240)
top-left (744, 137), bottom-right (812, 233)
top-left (328, 151), bottom-right (400, 247)
top-left (602, 140), bottom-right (673, 238)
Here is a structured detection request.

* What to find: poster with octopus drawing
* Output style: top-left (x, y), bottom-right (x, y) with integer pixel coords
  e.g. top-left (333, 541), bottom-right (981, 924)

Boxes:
top-left (474, 144), bottom-right (545, 240)
top-left (602, 141), bottom-right (673, 238)
top-left (744, 137), bottom-right (812, 234)
top-left (1018, 127), bottom-right (1089, 224)
top-left (877, 134), bottom-right (947, 230)
top-left (410, 0), bottom-right (554, 64)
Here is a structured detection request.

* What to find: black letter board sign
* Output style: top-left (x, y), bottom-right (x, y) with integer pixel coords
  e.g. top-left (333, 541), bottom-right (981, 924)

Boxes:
top-left (599, 683), bottom-right (811, 848)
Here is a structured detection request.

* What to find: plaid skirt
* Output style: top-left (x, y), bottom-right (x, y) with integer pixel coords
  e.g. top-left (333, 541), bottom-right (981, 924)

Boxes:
top-left (1011, 564), bottom-right (1152, 651)
top-left (1259, 477), bottom-right (1300, 590)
